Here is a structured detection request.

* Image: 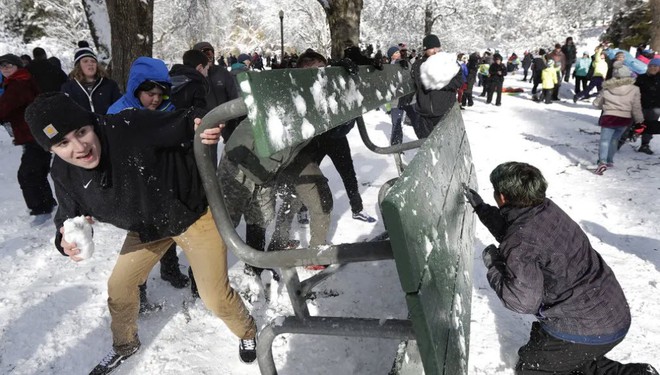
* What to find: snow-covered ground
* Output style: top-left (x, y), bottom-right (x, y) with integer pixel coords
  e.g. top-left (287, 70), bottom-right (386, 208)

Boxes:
top-left (0, 71), bottom-right (658, 374)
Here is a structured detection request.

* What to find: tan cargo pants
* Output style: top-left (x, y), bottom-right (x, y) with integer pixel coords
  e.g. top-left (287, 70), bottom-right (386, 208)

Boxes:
top-left (107, 209), bottom-right (256, 354)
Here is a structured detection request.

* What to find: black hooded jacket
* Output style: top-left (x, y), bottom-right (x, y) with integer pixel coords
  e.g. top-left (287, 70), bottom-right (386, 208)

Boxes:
top-left (52, 107), bottom-right (207, 255)
top-left (410, 55), bottom-right (464, 119)
top-left (169, 63), bottom-right (209, 110)
top-left (475, 199), bottom-right (631, 344)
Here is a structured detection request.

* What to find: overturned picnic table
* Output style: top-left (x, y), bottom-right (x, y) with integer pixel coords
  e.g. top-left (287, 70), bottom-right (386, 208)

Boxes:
top-left (194, 64), bottom-right (476, 374)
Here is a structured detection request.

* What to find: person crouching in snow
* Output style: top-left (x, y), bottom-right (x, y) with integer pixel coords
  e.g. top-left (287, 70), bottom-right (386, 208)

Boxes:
top-left (25, 92), bottom-right (259, 374)
top-left (409, 34), bottom-right (463, 139)
top-left (463, 161), bottom-right (658, 375)
top-left (538, 59), bottom-right (558, 104)
top-left (592, 61), bottom-right (645, 175)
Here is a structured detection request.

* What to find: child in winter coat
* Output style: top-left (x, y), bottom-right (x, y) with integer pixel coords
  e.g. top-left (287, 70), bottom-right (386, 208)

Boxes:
top-left (539, 59), bottom-right (559, 104)
top-left (592, 61), bottom-right (645, 174)
top-left (61, 41), bottom-right (122, 115)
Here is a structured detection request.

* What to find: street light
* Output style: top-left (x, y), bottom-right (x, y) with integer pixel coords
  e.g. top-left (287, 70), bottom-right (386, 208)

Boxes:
top-left (279, 10), bottom-right (284, 66)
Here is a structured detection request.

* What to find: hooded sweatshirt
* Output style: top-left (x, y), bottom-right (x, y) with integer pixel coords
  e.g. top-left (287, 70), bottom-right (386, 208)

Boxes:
top-left (107, 57), bottom-right (173, 114)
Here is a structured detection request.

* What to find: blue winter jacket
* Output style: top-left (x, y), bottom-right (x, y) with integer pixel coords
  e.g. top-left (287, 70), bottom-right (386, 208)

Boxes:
top-left (107, 56), bottom-right (174, 114)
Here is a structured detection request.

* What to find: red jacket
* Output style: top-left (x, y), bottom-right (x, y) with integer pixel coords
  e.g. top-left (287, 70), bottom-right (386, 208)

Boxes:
top-left (0, 68), bottom-right (41, 145)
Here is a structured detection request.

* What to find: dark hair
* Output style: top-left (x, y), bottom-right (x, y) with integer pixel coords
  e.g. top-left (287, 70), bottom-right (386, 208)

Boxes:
top-left (297, 49), bottom-right (327, 68)
top-left (538, 48), bottom-right (546, 56)
top-left (33, 47), bottom-right (47, 60)
top-left (135, 80), bottom-right (170, 97)
top-left (182, 49), bottom-right (208, 69)
top-left (554, 43), bottom-right (561, 49)
top-left (20, 54), bottom-right (32, 64)
top-left (489, 162), bottom-right (547, 207)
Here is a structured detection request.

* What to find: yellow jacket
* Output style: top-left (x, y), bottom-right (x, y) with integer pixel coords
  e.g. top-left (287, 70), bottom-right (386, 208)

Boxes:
top-left (541, 67), bottom-right (558, 89)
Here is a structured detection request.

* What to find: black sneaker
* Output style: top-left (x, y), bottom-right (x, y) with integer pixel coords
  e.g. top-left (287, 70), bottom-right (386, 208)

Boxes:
top-left (352, 211), bottom-right (376, 223)
top-left (89, 345), bottom-right (139, 375)
top-left (239, 337), bottom-right (257, 364)
top-left (638, 144), bottom-right (654, 155)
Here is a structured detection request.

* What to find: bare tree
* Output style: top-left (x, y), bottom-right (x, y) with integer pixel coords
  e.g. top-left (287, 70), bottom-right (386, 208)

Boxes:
top-left (106, 0), bottom-right (154, 91)
top-left (423, 1), bottom-right (457, 35)
top-left (651, 0), bottom-right (660, 51)
top-left (317, 0), bottom-right (363, 59)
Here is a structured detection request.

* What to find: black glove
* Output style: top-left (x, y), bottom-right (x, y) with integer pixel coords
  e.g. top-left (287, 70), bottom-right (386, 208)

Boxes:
top-left (482, 244), bottom-right (498, 268)
top-left (462, 183), bottom-right (484, 208)
top-left (399, 59), bottom-right (409, 69)
top-left (372, 58), bottom-right (384, 71)
top-left (330, 58), bottom-right (359, 75)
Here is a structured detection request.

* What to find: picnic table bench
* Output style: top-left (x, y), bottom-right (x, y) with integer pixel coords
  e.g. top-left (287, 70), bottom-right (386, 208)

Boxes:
top-left (193, 64), bottom-right (476, 374)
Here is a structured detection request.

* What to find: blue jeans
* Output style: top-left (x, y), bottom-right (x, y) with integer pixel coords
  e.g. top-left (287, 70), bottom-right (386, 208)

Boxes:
top-left (598, 126), bottom-right (627, 164)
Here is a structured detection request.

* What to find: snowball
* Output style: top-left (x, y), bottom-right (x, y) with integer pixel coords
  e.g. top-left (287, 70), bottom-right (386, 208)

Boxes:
top-left (420, 52), bottom-right (460, 90)
top-left (63, 216), bottom-right (94, 260)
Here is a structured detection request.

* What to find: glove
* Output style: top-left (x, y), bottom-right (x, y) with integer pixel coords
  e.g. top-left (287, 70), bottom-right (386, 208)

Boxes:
top-left (372, 58), bottom-right (384, 71)
top-left (633, 122), bottom-right (646, 134)
top-left (482, 244), bottom-right (498, 268)
top-left (462, 183), bottom-right (484, 208)
top-left (399, 59), bottom-right (409, 69)
top-left (330, 58), bottom-right (359, 75)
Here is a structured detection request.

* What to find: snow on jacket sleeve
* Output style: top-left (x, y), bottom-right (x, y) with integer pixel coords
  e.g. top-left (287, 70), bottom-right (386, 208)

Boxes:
top-left (486, 239), bottom-right (544, 315)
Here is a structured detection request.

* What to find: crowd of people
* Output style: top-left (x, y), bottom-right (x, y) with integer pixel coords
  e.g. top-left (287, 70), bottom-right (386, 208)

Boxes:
top-left (0, 32), bottom-right (657, 374)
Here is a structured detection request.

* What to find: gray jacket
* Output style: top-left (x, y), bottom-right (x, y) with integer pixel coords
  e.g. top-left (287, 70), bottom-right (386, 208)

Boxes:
top-left (476, 199), bottom-right (631, 344)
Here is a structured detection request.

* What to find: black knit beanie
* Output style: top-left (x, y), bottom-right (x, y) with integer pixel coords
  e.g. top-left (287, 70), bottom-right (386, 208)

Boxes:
top-left (25, 92), bottom-right (96, 151)
top-left (74, 41), bottom-right (97, 64)
top-left (422, 34), bottom-right (441, 50)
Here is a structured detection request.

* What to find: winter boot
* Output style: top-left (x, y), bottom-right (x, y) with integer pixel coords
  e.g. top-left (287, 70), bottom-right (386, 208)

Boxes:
top-left (159, 245), bottom-right (189, 288)
top-left (638, 144), bottom-right (654, 155)
top-left (188, 267), bottom-right (199, 299)
top-left (138, 283), bottom-right (161, 314)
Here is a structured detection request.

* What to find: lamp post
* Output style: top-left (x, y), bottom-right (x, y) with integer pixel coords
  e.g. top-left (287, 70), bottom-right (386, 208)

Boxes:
top-left (278, 10), bottom-right (284, 66)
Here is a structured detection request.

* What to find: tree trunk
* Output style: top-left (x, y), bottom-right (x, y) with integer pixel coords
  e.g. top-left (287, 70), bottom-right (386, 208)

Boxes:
top-left (105, 0), bottom-right (154, 92)
top-left (424, 4), bottom-right (434, 35)
top-left (81, 0), bottom-right (112, 64)
top-left (651, 0), bottom-right (660, 52)
top-left (318, 0), bottom-right (363, 59)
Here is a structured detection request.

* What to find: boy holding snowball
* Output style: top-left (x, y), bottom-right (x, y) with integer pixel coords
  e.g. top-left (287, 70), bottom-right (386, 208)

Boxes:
top-left (25, 92), bottom-right (258, 374)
